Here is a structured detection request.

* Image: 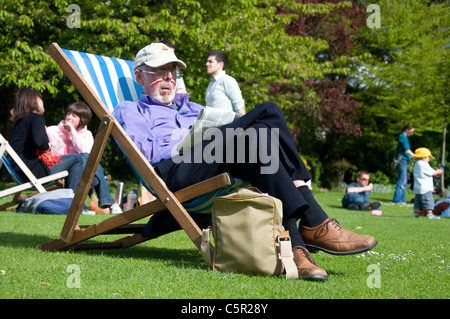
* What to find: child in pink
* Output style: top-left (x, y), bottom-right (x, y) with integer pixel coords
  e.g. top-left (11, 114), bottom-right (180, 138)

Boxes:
top-left (47, 102), bottom-right (122, 214)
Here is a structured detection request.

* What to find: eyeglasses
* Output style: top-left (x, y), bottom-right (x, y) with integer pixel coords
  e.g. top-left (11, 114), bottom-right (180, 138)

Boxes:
top-left (140, 69), bottom-right (183, 79)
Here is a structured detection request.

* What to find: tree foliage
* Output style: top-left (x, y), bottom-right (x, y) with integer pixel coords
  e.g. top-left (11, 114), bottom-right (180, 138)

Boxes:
top-left (274, 0), bottom-right (368, 187)
top-left (348, 0), bottom-right (450, 187)
top-left (353, 0), bottom-right (449, 134)
top-left (1, 0), bottom-right (354, 106)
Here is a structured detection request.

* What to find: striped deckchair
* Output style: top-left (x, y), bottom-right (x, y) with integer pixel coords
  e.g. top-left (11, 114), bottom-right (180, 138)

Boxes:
top-left (38, 43), bottom-right (243, 252)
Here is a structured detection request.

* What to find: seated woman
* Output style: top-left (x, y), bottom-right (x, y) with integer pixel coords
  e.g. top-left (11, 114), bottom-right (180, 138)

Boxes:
top-left (46, 101), bottom-right (122, 214)
top-left (11, 88), bottom-right (85, 195)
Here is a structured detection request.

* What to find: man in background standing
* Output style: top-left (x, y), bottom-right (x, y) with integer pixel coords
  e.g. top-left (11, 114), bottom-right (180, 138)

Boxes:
top-left (205, 50), bottom-right (245, 114)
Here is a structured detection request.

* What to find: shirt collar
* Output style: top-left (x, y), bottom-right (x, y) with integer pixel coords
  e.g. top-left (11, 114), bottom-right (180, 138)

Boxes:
top-left (210, 70), bottom-right (226, 82)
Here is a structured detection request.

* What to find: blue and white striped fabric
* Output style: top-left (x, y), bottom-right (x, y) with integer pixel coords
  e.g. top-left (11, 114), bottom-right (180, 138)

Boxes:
top-left (62, 48), bottom-right (143, 109)
top-left (182, 178), bottom-right (248, 214)
top-left (2, 154), bottom-right (25, 185)
top-left (62, 47), bottom-right (248, 214)
top-left (2, 153), bottom-right (64, 191)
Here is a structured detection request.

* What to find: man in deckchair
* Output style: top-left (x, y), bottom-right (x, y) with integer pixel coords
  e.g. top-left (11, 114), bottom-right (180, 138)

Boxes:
top-left (113, 43), bottom-right (378, 281)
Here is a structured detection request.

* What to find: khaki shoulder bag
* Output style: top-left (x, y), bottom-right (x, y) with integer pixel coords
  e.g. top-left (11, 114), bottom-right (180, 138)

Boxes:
top-left (201, 187), bottom-right (298, 279)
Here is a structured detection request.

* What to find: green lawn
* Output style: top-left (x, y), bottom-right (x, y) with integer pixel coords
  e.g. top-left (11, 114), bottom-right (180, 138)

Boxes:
top-left (0, 185), bottom-right (448, 300)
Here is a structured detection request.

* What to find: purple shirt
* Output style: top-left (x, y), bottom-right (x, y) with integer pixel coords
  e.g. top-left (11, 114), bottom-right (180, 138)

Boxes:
top-left (113, 93), bottom-right (203, 165)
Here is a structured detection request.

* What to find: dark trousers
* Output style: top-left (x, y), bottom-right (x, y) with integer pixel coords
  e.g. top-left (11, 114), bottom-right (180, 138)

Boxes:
top-left (143, 102), bottom-right (311, 238)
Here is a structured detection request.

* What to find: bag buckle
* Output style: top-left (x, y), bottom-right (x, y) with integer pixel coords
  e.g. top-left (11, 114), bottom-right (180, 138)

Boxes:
top-left (277, 231), bottom-right (293, 260)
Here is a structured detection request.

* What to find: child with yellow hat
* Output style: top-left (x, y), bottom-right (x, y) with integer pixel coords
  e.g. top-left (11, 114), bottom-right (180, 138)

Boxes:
top-left (412, 148), bottom-right (444, 219)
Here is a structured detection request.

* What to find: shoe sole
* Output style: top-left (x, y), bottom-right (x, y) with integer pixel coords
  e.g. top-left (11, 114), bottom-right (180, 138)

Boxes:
top-left (300, 274), bottom-right (329, 281)
top-left (306, 240), bottom-right (378, 256)
top-left (361, 203), bottom-right (381, 211)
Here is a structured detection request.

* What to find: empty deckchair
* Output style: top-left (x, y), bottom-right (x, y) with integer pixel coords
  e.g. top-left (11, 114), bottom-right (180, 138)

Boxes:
top-left (0, 133), bottom-right (68, 210)
top-left (38, 43), bottom-right (240, 252)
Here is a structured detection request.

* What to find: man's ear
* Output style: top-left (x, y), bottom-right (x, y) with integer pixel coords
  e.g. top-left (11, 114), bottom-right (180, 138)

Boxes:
top-left (134, 69), bottom-right (144, 86)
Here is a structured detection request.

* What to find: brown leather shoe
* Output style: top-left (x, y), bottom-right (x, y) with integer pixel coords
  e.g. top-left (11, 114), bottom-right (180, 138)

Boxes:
top-left (293, 246), bottom-right (328, 281)
top-left (299, 217), bottom-right (378, 255)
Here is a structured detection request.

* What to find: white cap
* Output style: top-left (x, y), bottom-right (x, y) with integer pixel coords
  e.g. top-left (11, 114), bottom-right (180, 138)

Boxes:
top-left (133, 43), bottom-right (186, 70)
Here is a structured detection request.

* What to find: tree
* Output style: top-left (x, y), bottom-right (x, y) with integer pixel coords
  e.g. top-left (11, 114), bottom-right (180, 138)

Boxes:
top-left (351, 0), bottom-right (449, 189)
top-left (273, 0), bottom-right (368, 187)
top-left (352, 0), bottom-right (449, 137)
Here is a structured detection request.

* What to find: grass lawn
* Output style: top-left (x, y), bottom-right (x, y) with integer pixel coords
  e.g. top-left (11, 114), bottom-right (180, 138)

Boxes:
top-left (0, 183), bottom-right (448, 301)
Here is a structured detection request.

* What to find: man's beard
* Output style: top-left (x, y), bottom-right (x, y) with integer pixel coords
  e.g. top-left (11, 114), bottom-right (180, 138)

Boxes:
top-left (152, 80), bottom-right (175, 105)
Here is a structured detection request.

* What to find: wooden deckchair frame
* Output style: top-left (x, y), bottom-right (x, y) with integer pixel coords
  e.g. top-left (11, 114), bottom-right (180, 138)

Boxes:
top-left (38, 43), bottom-right (230, 252)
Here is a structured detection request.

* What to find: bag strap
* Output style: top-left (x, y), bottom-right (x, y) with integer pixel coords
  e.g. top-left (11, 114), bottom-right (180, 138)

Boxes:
top-left (277, 231), bottom-right (299, 279)
top-left (201, 228), bottom-right (213, 266)
top-left (397, 150), bottom-right (408, 161)
top-left (201, 228), bottom-right (299, 280)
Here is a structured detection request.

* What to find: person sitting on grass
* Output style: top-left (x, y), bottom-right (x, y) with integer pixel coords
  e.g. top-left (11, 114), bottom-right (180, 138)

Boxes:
top-left (342, 170), bottom-right (381, 211)
top-left (430, 194), bottom-right (450, 218)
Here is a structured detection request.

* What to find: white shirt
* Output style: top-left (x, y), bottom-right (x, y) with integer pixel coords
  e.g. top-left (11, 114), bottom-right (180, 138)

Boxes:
top-left (413, 160), bottom-right (436, 194)
top-left (176, 77), bottom-right (186, 91)
top-left (205, 71), bottom-right (245, 112)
